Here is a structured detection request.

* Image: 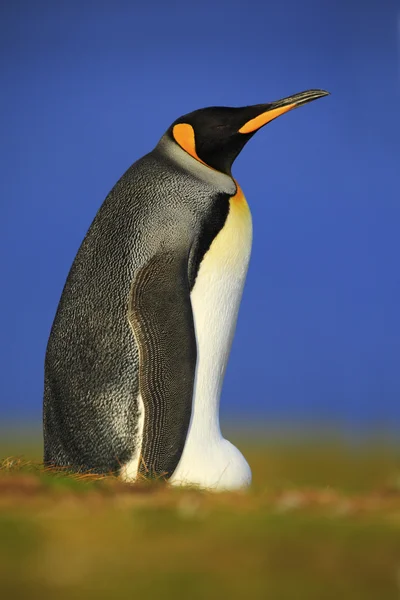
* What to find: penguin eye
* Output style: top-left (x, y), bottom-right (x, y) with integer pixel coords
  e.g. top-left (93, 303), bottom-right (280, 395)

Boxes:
top-left (213, 124), bottom-right (235, 137)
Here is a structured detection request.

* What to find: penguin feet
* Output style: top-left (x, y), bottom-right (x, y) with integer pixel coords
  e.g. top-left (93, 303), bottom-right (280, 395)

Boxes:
top-left (169, 438), bottom-right (252, 492)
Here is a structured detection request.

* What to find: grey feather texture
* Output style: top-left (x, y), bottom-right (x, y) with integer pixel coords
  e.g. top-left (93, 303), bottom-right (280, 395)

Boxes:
top-left (43, 138), bottom-right (232, 476)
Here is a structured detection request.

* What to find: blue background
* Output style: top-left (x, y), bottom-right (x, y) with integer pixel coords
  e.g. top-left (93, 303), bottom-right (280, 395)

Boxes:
top-left (1, 0), bottom-right (399, 431)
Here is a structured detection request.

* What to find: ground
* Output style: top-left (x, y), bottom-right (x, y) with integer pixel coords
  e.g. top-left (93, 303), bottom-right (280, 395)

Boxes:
top-left (0, 431), bottom-right (399, 599)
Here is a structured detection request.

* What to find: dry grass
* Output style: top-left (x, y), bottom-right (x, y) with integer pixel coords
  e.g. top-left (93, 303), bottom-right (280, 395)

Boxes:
top-left (0, 434), bottom-right (399, 599)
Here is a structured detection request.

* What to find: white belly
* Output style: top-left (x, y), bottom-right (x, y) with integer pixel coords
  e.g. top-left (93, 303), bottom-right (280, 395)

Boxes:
top-left (170, 185), bottom-right (253, 490)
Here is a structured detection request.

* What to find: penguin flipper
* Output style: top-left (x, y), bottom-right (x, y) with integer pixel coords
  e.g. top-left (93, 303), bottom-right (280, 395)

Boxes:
top-left (128, 249), bottom-right (197, 480)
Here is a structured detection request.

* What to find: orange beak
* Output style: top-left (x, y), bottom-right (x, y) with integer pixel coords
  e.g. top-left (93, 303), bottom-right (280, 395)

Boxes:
top-left (239, 89), bottom-right (330, 134)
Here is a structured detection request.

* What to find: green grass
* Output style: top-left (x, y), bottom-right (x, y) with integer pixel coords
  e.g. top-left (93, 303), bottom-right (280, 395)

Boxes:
top-left (0, 433), bottom-right (399, 599)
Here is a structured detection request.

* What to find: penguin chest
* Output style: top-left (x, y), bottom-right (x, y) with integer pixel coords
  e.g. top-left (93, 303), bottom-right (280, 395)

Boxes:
top-left (190, 187), bottom-right (253, 392)
top-left (170, 187), bottom-right (252, 490)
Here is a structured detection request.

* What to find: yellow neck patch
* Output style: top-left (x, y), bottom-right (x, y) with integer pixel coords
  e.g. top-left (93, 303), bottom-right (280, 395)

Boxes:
top-left (231, 179), bottom-right (246, 205)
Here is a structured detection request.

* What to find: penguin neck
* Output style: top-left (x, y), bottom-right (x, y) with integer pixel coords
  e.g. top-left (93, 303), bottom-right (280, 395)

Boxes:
top-left (156, 135), bottom-right (237, 196)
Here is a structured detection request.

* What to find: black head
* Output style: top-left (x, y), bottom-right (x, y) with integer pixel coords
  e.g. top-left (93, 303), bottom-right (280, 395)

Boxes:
top-left (167, 89), bottom-right (329, 176)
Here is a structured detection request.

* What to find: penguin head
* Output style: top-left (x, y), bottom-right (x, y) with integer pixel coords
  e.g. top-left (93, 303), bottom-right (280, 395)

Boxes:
top-left (168, 89), bottom-right (329, 176)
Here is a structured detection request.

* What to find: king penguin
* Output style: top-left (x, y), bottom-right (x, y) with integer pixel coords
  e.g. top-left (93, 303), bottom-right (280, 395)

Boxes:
top-left (43, 89), bottom-right (329, 490)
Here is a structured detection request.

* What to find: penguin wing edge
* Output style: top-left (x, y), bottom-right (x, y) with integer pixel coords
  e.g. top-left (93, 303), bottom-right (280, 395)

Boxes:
top-left (128, 249), bottom-right (197, 480)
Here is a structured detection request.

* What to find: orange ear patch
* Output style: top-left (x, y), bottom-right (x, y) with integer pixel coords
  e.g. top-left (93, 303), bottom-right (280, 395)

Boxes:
top-left (172, 123), bottom-right (209, 166)
top-left (239, 103), bottom-right (297, 134)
